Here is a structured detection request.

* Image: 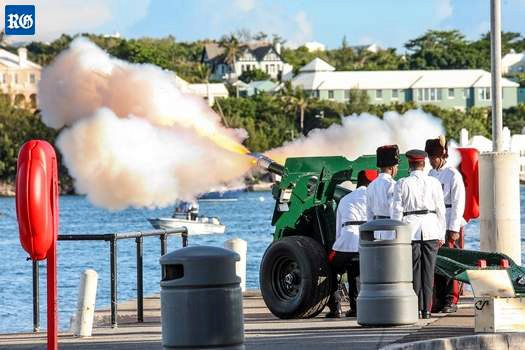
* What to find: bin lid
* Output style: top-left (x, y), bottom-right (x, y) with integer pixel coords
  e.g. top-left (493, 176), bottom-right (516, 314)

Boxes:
top-left (160, 246), bottom-right (240, 287)
top-left (360, 219), bottom-right (406, 231)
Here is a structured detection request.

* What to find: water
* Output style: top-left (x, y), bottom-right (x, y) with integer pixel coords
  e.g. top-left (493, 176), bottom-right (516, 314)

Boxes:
top-left (0, 192), bottom-right (274, 333)
top-left (1, 189), bottom-right (525, 334)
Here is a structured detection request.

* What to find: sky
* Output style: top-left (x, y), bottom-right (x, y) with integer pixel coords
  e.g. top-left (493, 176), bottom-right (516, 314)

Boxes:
top-left (2, 0), bottom-right (525, 51)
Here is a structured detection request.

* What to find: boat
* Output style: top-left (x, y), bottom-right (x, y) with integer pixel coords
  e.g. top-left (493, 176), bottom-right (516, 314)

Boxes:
top-left (198, 188), bottom-right (244, 201)
top-left (147, 215), bottom-right (226, 235)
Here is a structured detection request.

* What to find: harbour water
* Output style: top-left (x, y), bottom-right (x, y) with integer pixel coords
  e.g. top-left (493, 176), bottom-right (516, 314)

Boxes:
top-left (1, 189), bottom-right (525, 333)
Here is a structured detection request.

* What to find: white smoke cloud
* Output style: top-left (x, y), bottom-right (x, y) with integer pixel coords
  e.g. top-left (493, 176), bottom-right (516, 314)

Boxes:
top-left (435, 0), bottom-right (453, 21)
top-left (39, 38), bottom-right (251, 210)
top-left (267, 110), bottom-right (446, 162)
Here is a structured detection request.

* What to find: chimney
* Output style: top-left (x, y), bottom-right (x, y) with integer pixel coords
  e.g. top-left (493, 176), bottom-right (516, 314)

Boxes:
top-left (18, 47), bottom-right (27, 66)
top-left (275, 42), bottom-right (281, 55)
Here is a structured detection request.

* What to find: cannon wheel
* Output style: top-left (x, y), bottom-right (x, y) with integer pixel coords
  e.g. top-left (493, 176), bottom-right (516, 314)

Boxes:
top-left (260, 236), bottom-right (332, 319)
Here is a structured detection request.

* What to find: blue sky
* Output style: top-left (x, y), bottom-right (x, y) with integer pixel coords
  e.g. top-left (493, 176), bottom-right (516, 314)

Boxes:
top-left (4, 0), bottom-right (525, 50)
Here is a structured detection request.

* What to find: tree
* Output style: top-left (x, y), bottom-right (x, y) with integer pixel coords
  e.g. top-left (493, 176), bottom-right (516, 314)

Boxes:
top-left (345, 89), bottom-right (370, 115)
top-left (405, 30), bottom-right (486, 70)
top-left (238, 68), bottom-right (271, 83)
top-left (280, 85), bottom-right (310, 135)
top-left (253, 31), bottom-right (268, 41)
top-left (219, 34), bottom-right (246, 81)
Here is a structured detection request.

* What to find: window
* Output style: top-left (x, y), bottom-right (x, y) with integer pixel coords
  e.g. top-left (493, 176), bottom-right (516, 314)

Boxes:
top-left (463, 88), bottom-right (471, 99)
top-left (311, 90), bottom-right (319, 98)
top-left (14, 74), bottom-right (18, 84)
top-left (479, 87), bottom-right (491, 101)
top-left (416, 88), bottom-right (441, 102)
top-left (344, 90), bottom-right (350, 100)
top-left (392, 89), bottom-right (399, 99)
top-left (375, 89), bottom-right (383, 99)
top-left (30, 73), bottom-right (36, 84)
top-left (328, 90), bottom-right (334, 99)
top-left (448, 88), bottom-right (454, 98)
top-left (265, 65), bottom-right (269, 73)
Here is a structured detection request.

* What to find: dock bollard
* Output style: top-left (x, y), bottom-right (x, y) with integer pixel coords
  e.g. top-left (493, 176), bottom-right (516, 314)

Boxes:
top-left (160, 246), bottom-right (244, 350)
top-left (224, 238), bottom-right (247, 292)
top-left (357, 219), bottom-right (418, 326)
top-left (72, 269), bottom-right (98, 337)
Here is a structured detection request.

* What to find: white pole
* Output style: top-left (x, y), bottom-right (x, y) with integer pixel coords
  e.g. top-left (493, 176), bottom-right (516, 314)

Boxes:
top-left (72, 269), bottom-right (98, 337)
top-left (491, 0), bottom-right (503, 152)
top-left (225, 238), bottom-right (247, 292)
top-left (479, 0), bottom-right (522, 265)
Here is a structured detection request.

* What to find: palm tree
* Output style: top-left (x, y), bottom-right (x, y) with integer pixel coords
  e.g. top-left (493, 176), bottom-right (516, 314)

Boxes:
top-left (281, 84), bottom-right (310, 135)
top-left (219, 34), bottom-right (245, 81)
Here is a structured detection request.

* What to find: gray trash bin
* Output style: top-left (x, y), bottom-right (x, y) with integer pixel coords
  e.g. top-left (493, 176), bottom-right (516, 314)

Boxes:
top-left (357, 219), bottom-right (418, 326)
top-left (160, 246), bottom-right (244, 350)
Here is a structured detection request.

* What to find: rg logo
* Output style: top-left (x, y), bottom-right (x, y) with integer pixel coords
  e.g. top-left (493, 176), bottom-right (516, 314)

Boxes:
top-left (5, 5), bottom-right (35, 35)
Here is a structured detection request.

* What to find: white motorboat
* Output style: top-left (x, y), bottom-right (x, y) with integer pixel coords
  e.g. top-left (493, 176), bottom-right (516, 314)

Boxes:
top-left (147, 215), bottom-right (226, 235)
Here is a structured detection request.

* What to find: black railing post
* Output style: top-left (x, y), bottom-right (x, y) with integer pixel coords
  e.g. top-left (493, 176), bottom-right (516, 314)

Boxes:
top-left (160, 233), bottom-right (167, 256)
top-left (135, 236), bottom-right (144, 323)
top-left (182, 229), bottom-right (188, 247)
top-left (32, 260), bottom-right (40, 333)
top-left (110, 235), bottom-right (118, 328)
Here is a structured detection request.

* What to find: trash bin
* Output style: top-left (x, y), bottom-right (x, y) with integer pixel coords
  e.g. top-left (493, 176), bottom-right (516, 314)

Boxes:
top-left (160, 246), bottom-right (244, 349)
top-left (357, 219), bottom-right (418, 326)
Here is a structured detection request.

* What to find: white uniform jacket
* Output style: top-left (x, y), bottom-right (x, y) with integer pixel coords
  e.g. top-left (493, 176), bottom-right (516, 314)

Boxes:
top-left (366, 173), bottom-right (396, 240)
top-left (334, 186), bottom-right (367, 252)
top-left (392, 170), bottom-right (446, 241)
top-left (429, 164), bottom-right (466, 232)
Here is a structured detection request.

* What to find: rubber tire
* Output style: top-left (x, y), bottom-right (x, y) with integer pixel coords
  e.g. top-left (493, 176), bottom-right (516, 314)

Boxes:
top-left (260, 236), bottom-right (332, 319)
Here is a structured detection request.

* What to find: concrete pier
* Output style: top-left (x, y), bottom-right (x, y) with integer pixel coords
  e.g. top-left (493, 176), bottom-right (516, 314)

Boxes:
top-left (0, 292), bottom-right (521, 350)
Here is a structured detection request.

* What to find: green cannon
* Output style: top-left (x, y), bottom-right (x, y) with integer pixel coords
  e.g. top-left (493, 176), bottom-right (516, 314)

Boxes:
top-left (252, 153), bottom-right (525, 319)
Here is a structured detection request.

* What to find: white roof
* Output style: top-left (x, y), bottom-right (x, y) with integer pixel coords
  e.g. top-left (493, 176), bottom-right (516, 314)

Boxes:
top-left (0, 48), bottom-right (40, 69)
top-left (502, 52), bottom-right (525, 68)
top-left (299, 58), bottom-right (335, 72)
top-left (292, 68), bottom-right (519, 90)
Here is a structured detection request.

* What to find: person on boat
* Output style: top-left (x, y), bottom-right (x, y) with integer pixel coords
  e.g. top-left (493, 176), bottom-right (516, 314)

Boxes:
top-left (426, 136), bottom-right (466, 314)
top-left (326, 169), bottom-right (378, 318)
top-left (392, 149), bottom-right (446, 319)
top-left (366, 144), bottom-right (399, 240)
top-left (173, 200), bottom-right (199, 220)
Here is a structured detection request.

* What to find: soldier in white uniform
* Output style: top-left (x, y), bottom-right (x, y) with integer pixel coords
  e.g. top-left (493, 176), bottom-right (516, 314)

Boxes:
top-left (392, 150), bottom-right (446, 319)
top-left (326, 169), bottom-right (378, 318)
top-left (367, 145), bottom-right (399, 239)
top-left (426, 136), bottom-right (466, 313)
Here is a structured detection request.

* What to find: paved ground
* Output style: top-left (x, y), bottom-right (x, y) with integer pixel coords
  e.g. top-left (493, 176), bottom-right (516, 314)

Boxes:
top-left (0, 292), bottom-right (477, 350)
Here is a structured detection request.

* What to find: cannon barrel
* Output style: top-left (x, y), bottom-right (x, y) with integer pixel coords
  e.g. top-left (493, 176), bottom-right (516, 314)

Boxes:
top-left (249, 153), bottom-right (284, 176)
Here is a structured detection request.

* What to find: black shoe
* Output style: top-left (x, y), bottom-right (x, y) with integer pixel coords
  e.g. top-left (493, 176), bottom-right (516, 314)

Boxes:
top-left (421, 311), bottom-right (431, 319)
top-left (325, 311), bottom-right (342, 318)
top-left (441, 303), bottom-right (458, 313)
top-left (345, 309), bottom-right (356, 317)
top-left (431, 303), bottom-right (444, 313)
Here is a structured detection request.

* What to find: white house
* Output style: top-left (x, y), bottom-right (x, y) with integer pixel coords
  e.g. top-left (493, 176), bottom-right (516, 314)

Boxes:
top-left (201, 41), bottom-right (293, 82)
top-left (291, 58), bottom-right (520, 110)
top-left (174, 74), bottom-right (228, 106)
top-left (350, 43), bottom-right (382, 53)
top-left (0, 47), bottom-right (41, 108)
top-left (502, 50), bottom-right (525, 75)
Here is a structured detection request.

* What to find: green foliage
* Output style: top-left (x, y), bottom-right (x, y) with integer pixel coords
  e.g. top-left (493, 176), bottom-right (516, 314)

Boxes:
top-left (238, 68), bottom-right (271, 83)
top-left (0, 101), bottom-right (57, 180)
top-left (502, 104), bottom-right (525, 135)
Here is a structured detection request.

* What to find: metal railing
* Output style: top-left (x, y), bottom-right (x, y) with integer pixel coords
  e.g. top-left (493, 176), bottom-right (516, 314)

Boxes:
top-left (32, 228), bottom-right (188, 331)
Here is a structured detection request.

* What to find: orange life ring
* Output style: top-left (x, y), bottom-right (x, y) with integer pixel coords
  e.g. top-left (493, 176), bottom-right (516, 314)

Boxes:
top-left (16, 140), bottom-right (59, 260)
top-left (456, 147), bottom-right (479, 222)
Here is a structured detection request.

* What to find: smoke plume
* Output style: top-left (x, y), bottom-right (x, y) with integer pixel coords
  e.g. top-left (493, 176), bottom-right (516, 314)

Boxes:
top-left (266, 110), bottom-right (448, 163)
top-left (39, 38), bottom-right (251, 210)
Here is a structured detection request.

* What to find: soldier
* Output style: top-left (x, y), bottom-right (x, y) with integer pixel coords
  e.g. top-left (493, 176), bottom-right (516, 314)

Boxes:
top-left (392, 150), bottom-right (446, 319)
top-left (426, 136), bottom-right (466, 314)
top-left (367, 145), bottom-right (400, 239)
top-left (326, 169), bottom-right (378, 318)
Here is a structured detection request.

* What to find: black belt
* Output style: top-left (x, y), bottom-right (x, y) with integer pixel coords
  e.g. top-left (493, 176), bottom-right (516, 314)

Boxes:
top-left (373, 215), bottom-right (389, 219)
top-left (342, 220), bottom-right (366, 227)
top-left (403, 210), bottom-right (436, 216)
top-left (445, 204), bottom-right (452, 208)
